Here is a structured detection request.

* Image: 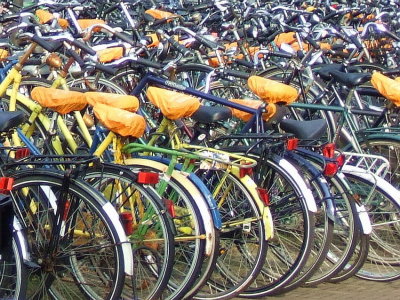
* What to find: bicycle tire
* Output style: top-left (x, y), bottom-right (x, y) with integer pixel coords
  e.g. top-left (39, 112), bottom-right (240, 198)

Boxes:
top-left (82, 164), bottom-right (175, 300)
top-left (308, 171), bottom-right (369, 285)
top-left (0, 235), bottom-right (27, 299)
top-left (193, 170), bottom-right (268, 300)
top-left (342, 166), bottom-right (400, 281)
top-left (277, 152), bottom-right (334, 291)
top-left (123, 158), bottom-right (213, 300)
top-left (8, 169), bottom-right (128, 299)
top-left (224, 152), bottom-right (316, 297)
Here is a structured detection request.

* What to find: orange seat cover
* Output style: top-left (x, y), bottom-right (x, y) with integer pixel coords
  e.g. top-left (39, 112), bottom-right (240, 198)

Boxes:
top-left (36, 9), bottom-right (53, 24)
top-left (85, 92), bottom-right (139, 112)
top-left (97, 47), bottom-right (124, 63)
top-left (274, 32), bottom-right (310, 51)
top-left (78, 19), bottom-right (106, 31)
top-left (31, 87), bottom-right (87, 114)
top-left (229, 99), bottom-right (276, 121)
top-left (146, 87), bottom-right (200, 120)
top-left (371, 73), bottom-right (400, 107)
top-left (93, 103), bottom-right (145, 138)
top-left (35, 9), bottom-right (69, 29)
top-left (274, 32), bottom-right (296, 47)
top-left (248, 76), bottom-right (298, 104)
top-left (145, 9), bottom-right (179, 20)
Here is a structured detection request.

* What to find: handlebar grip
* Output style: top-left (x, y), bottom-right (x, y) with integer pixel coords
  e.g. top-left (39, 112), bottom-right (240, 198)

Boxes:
top-left (234, 59), bottom-right (254, 69)
top-left (168, 37), bottom-right (192, 56)
top-left (94, 63), bottom-right (117, 75)
top-left (188, 3), bottom-right (214, 12)
top-left (113, 31), bottom-right (136, 46)
top-left (70, 39), bottom-right (96, 56)
top-left (223, 69), bottom-right (250, 80)
top-left (270, 51), bottom-right (295, 59)
top-left (66, 48), bottom-right (85, 66)
top-left (304, 35), bottom-right (320, 50)
top-left (382, 67), bottom-right (400, 76)
top-left (135, 57), bottom-right (163, 69)
top-left (265, 31), bottom-right (281, 43)
top-left (31, 35), bottom-right (62, 52)
top-left (195, 34), bottom-right (224, 50)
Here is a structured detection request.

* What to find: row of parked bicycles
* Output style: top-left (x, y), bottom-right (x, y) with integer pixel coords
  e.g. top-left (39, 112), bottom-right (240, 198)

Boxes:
top-left (0, 0), bottom-right (400, 299)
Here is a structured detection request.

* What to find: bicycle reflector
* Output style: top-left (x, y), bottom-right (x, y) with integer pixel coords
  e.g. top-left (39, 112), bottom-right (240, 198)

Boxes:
top-left (119, 212), bottom-right (133, 236)
top-left (322, 143), bottom-right (335, 159)
top-left (323, 162), bottom-right (338, 177)
top-left (336, 153), bottom-right (346, 168)
top-left (164, 199), bottom-right (176, 218)
top-left (286, 138), bottom-right (299, 150)
top-left (137, 172), bottom-right (159, 184)
top-left (0, 177), bottom-right (14, 194)
top-left (15, 148), bottom-right (30, 160)
top-left (239, 167), bottom-right (253, 178)
top-left (257, 188), bottom-right (270, 206)
top-left (62, 200), bottom-right (71, 222)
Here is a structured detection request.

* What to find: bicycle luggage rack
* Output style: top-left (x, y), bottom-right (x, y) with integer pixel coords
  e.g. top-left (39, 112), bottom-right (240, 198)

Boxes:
top-left (0, 146), bottom-right (99, 170)
top-left (342, 151), bottom-right (390, 178)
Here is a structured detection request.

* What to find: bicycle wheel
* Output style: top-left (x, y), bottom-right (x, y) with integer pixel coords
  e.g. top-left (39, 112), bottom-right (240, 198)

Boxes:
top-left (240, 155), bottom-right (316, 297)
top-left (342, 166), bottom-right (400, 281)
top-left (0, 234), bottom-right (27, 299)
top-left (194, 170), bottom-right (268, 300)
top-left (9, 169), bottom-right (127, 299)
top-left (124, 158), bottom-right (215, 300)
top-left (307, 171), bottom-right (369, 285)
top-left (277, 152), bottom-right (334, 291)
top-left (82, 164), bottom-right (175, 300)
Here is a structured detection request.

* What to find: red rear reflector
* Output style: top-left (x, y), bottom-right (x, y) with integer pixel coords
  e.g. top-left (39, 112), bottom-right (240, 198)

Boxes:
top-left (322, 143), bottom-right (335, 158)
top-left (164, 199), bottom-right (176, 218)
top-left (336, 153), bottom-right (345, 167)
top-left (120, 212), bottom-right (133, 235)
top-left (257, 188), bottom-right (270, 206)
top-left (15, 148), bottom-right (30, 159)
top-left (0, 177), bottom-right (14, 194)
top-left (239, 167), bottom-right (253, 178)
top-left (323, 162), bottom-right (338, 177)
top-left (62, 200), bottom-right (71, 221)
top-left (137, 172), bottom-right (159, 184)
top-left (286, 138), bottom-right (299, 150)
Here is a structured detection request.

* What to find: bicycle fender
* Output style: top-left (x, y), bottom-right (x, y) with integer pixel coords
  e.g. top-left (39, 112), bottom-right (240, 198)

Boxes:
top-left (278, 158), bottom-right (318, 213)
top-left (13, 217), bottom-right (30, 262)
top-left (102, 202), bottom-right (134, 276)
top-left (240, 174), bottom-right (274, 240)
